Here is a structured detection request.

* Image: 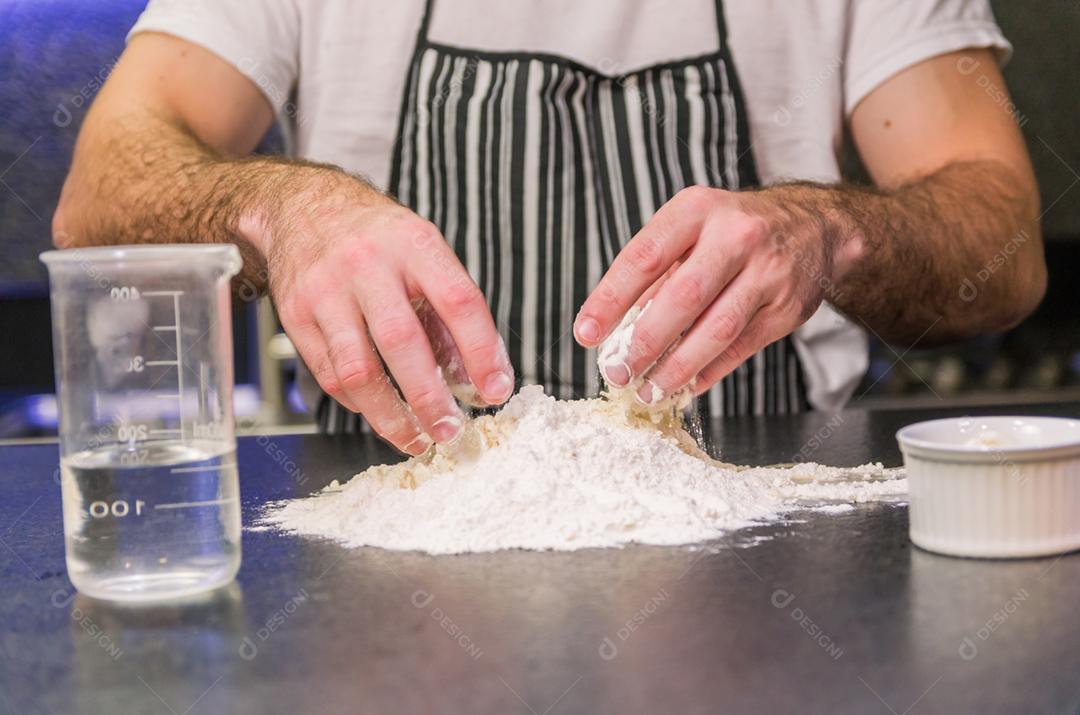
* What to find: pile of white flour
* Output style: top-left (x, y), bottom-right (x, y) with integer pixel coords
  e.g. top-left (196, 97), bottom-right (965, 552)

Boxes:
top-left (261, 386), bottom-right (905, 554)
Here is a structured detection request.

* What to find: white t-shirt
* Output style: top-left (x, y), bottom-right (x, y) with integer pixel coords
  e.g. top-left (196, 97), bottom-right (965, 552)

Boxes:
top-left (129, 0), bottom-right (1010, 410)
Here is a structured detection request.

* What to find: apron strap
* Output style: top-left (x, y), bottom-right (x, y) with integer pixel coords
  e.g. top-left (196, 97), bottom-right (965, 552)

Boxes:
top-left (389, 0), bottom-right (435, 195)
top-left (713, 0), bottom-right (729, 44)
top-left (415, 0), bottom-right (435, 46)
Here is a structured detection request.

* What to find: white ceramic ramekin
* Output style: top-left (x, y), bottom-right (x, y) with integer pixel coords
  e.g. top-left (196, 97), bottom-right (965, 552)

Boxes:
top-left (897, 416), bottom-right (1080, 558)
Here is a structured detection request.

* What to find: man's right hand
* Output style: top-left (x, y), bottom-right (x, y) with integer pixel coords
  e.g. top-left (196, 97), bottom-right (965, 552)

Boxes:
top-left (251, 173), bottom-right (514, 454)
top-left (53, 32), bottom-right (513, 455)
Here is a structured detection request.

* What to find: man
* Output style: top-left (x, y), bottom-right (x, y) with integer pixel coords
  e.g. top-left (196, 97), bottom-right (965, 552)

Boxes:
top-left (54, 0), bottom-right (1046, 455)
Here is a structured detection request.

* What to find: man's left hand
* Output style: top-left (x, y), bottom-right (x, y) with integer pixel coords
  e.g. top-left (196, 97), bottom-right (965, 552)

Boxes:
top-left (573, 185), bottom-right (863, 404)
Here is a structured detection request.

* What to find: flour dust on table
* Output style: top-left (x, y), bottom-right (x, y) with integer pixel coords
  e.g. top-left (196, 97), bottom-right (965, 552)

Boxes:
top-left (260, 386), bottom-right (905, 555)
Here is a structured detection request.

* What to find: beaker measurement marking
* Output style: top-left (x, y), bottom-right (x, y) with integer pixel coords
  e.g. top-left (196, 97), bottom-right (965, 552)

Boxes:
top-left (172, 293), bottom-right (185, 441)
top-left (149, 429), bottom-right (182, 435)
top-left (192, 422), bottom-right (224, 439)
top-left (89, 499), bottom-right (146, 518)
top-left (169, 462), bottom-right (236, 474)
top-left (154, 497), bottom-right (236, 510)
top-left (138, 289), bottom-right (187, 443)
top-left (109, 286), bottom-right (141, 301)
top-left (117, 423), bottom-right (149, 441)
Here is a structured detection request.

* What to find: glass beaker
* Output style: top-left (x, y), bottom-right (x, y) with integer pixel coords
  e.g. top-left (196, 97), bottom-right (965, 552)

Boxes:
top-left (41, 244), bottom-right (243, 602)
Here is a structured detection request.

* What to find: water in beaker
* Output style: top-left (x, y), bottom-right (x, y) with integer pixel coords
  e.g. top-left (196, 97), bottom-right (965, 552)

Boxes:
top-left (42, 245), bottom-right (243, 602)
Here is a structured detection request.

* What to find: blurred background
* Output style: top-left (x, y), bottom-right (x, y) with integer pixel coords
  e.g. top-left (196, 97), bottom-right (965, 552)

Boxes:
top-left (1, 0), bottom-right (1077, 439)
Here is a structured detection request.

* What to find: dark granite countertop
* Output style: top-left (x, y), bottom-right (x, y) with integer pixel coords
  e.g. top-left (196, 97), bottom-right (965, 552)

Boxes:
top-left (2, 402), bottom-right (1079, 714)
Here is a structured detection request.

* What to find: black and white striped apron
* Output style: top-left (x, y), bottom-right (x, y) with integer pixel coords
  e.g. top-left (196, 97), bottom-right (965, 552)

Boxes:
top-left (317, 0), bottom-right (808, 434)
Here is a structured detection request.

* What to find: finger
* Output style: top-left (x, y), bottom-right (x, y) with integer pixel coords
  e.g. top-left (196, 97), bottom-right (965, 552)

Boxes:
top-left (636, 276), bottom-right (763, 404)
top-left (410, 239), bottom-right (514, 405)
top-left (357, 275), bottom-right (465, 444)
top-left (692, 309), bottom-right (782, 396)
top-left (574, 186), bottom-right (712, 347)
top-left (594, 261), bottom-right (680, 389)
top-left (416, 300), bottom-right (472, 395)
top-left (312, 301), bottom-right (429, 455)
top-left (636, 259), bottom-right (682, 307)
top-left (277, 302), bottom-right (361, 414)
top-left (605, 251), bottom-right (745, 388)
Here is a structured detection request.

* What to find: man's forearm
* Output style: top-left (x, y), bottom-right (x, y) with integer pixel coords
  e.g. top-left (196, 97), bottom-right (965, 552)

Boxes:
top-left (54, 110), bottom-right (363, 295)
top-left (756, 160), bottom-right (1045, 346)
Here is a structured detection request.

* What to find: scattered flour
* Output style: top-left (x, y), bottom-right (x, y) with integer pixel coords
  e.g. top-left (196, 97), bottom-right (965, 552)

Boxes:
top-left (261, 386), bottom-right (906, 554)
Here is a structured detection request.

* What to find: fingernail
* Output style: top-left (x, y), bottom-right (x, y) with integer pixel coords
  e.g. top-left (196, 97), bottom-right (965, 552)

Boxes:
top-left (483, 371), bottom-right (514, 402)
top-left (635, 379), bottom-right (663, 406)
top-left (431, 415), bottom-right (463, 443)
top-left (403, 432), bottom-right (433, 455)
top-left (603, 362), bottom-right (631, 387)
top-left (576, 317), bottom-right (600, 344)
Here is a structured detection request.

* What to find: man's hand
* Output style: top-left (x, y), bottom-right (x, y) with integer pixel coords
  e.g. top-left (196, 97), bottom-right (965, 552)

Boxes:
top-left (53, 32), bottom-right (514, 455)
top-left (574, 49), bottom-right (1045, 404)
top-left (573, 186), bottom-right (860, 404)
top-left (253, 173), bottom-right (514, 453)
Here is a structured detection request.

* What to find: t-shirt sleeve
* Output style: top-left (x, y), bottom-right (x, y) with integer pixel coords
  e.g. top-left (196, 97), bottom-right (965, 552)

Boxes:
top-left (127, 0), bottom-right (300, 113)
top-left (843, 0), bottom-right (1012, 117)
